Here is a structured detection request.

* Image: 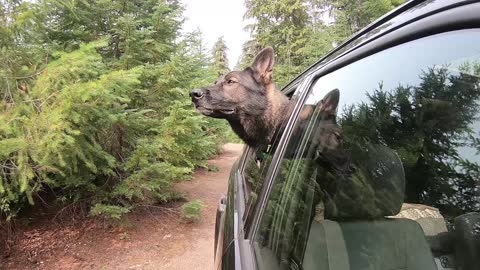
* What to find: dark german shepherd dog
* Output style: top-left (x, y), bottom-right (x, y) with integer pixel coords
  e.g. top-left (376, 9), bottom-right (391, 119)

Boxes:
top-left (190, 47), bottom-right (292, 147)
top-left (190, 48), bottom-right (410, 225)
top-left (190, 47), bottom-right (341, 155)
top-left (190, 47), bottom-right (407, 218)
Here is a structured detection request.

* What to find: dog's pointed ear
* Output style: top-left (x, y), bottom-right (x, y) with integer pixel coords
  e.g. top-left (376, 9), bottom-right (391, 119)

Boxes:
top-left (251, 47), bottom-right (275, 84)
top-left (319, 89), bottom-right (340, 115)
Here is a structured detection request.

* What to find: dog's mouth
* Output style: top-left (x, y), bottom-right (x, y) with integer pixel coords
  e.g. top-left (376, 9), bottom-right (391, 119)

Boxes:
top-left (195, 105), bottom-right (235, 116)
top-left (219, 108), bottom-right (235, 115)
top-left (195, 105), bottom-right (213, 114)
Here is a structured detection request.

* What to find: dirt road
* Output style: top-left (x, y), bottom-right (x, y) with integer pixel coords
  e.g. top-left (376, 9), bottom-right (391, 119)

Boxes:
top-left (155, 143), bottom-right (243, 270)
top-left (1, 143), bottom-right (244, 270)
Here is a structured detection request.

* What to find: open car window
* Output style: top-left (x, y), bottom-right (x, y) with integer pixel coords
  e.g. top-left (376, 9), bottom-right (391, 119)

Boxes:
top-left (253, 29), bottom-right (480, 270)
top-left (241, 82), bottom-right (304, 234)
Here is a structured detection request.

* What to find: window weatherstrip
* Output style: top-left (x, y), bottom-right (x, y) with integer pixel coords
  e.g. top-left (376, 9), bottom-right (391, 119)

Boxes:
top-left (248, 75), bottom-right (314, 240)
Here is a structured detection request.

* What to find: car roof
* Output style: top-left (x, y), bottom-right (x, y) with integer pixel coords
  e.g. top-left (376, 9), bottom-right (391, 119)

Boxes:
top-left (283, 0), bottom-right (473, 91)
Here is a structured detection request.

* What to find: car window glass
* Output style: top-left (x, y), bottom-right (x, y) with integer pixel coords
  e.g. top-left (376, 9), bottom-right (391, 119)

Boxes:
top-left (242, 84), bottom-right (303, 231)
top-left (253, 29), bottom-right (480, 270)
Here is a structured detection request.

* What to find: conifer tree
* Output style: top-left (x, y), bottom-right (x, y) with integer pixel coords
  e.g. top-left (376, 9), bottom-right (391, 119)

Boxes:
top-left (212, 36), bottom-right (230, 76)
top-left (241, 0), bottom-right (406, 87)
top-left (244, 0), bottom-right (312, 87)
top-left (0, 0), bottom-right (230, 221)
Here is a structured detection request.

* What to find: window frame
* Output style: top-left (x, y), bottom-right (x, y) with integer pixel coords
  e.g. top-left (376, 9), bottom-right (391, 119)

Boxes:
top-left (238, 80), bottom-right (309, 233)
top-left (243, 2), bottom-right (480, 269)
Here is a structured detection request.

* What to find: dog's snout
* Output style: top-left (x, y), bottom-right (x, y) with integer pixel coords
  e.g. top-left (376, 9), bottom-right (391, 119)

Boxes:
top-left (190, 89), bottom-right (204, 100)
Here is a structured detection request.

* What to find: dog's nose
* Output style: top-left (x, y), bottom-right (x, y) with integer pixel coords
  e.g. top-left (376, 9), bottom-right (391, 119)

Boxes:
top-left (190, 89), bottom-right (204, 100)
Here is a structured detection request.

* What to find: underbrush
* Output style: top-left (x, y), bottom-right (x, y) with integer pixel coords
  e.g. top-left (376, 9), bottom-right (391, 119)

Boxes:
top-left (0, 42), bottom-right (231, 223)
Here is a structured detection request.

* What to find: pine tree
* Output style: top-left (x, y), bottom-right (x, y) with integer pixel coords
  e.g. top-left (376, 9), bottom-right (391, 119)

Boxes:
top-left (244, 0), bottom-right (312, 87)
top-left (235, 39), bottom-right (261, 70)
top-left (212, 36), bottom-right (230, 76)
top-left (242, 0), bottom-right (406, 88)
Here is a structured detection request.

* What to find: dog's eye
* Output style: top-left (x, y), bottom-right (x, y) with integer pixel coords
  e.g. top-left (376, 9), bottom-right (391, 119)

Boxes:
top-left (227, 79), bottom-right (236, 84)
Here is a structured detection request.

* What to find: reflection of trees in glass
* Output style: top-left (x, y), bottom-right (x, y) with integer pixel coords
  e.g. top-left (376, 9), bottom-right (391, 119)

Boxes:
top-left (257, 157), bottom-right (315, 267)
top-left (340, 63), bottom-right (480, 217)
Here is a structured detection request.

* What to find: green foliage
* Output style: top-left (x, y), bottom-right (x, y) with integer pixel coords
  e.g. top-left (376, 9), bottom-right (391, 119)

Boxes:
top-left (212, 36), bottom-right (230, 76)
top-left (207, 164), bottom-right (220, 172)
top-left (235, 39), bottom-right (261, 70)
top-left (242, 0), bottom-right (406, 88)
top-left (326, 0), bottom-right (405, 33)
top-left (243, 0), bottom-right (312, 87)
top-left (0, 0), bottom-right (232, 221)
top-left (90, 204), bottom-right (131, 220)
top-left (180, 199), bottom-right (204, 223)
top-left (340, 64), bottom-right (480, 216)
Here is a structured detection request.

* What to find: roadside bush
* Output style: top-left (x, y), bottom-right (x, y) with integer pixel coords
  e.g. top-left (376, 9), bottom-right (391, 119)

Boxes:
top-left (180, 200), bottom-right (205, 223)
top-left (0, 41), bottom-right (229, 221)
top-left (0, 0), bottom-right (236, 222)
top-left (90, 204), bottom-right (131, 220)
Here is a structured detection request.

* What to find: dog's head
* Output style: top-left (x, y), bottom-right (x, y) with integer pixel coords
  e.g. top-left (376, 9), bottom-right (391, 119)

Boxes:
top-left (190, 47), bottom-right (275, 120)
top-left (316, 89), bottom-right (342, 151)
top-left (312, 89), bottom-right (350, 169)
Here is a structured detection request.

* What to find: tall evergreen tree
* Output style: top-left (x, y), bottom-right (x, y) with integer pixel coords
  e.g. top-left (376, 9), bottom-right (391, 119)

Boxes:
top-left (241, 0), bottom-right (406, 87)
top-left (212, 36), bottom-right (230, 76)
top-left (323, 0), bottom-right (405, 34)
top-left (244, 0), bottom-right (312, 87)
top-left (235, 39), bottom-right (261, 70)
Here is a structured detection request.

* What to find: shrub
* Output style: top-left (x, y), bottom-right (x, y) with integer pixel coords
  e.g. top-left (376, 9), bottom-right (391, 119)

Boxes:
top-left (90, 204), bottom-right (131, 220)
top-left (180, 200), bottom-right (204, 223)
top-left (0, 0), bottom-right (232, 222)
top-left (0, 41), bottom-right (230, 221)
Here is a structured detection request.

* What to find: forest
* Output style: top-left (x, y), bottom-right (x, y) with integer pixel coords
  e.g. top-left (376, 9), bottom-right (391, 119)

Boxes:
top-left (0, 0), bottom-right (405, 224)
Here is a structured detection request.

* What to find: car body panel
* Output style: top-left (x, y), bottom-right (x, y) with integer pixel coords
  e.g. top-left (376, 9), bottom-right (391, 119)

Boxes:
top-left (214, 1), bottom-right (480, 269)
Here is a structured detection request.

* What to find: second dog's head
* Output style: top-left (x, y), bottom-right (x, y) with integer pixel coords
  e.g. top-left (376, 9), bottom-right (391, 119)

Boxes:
top-left (190, 47), bottom-right (275, 120)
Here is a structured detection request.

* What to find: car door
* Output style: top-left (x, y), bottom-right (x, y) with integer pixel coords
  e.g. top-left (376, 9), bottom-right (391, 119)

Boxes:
top-left (247, 2), bottom-right (480, 270)
top-left (222, 77), bottom-right (313, 270)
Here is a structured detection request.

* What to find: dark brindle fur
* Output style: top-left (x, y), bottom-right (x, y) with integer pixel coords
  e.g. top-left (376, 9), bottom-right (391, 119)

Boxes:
top-left (190, 47), bottom-right (292, 147)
